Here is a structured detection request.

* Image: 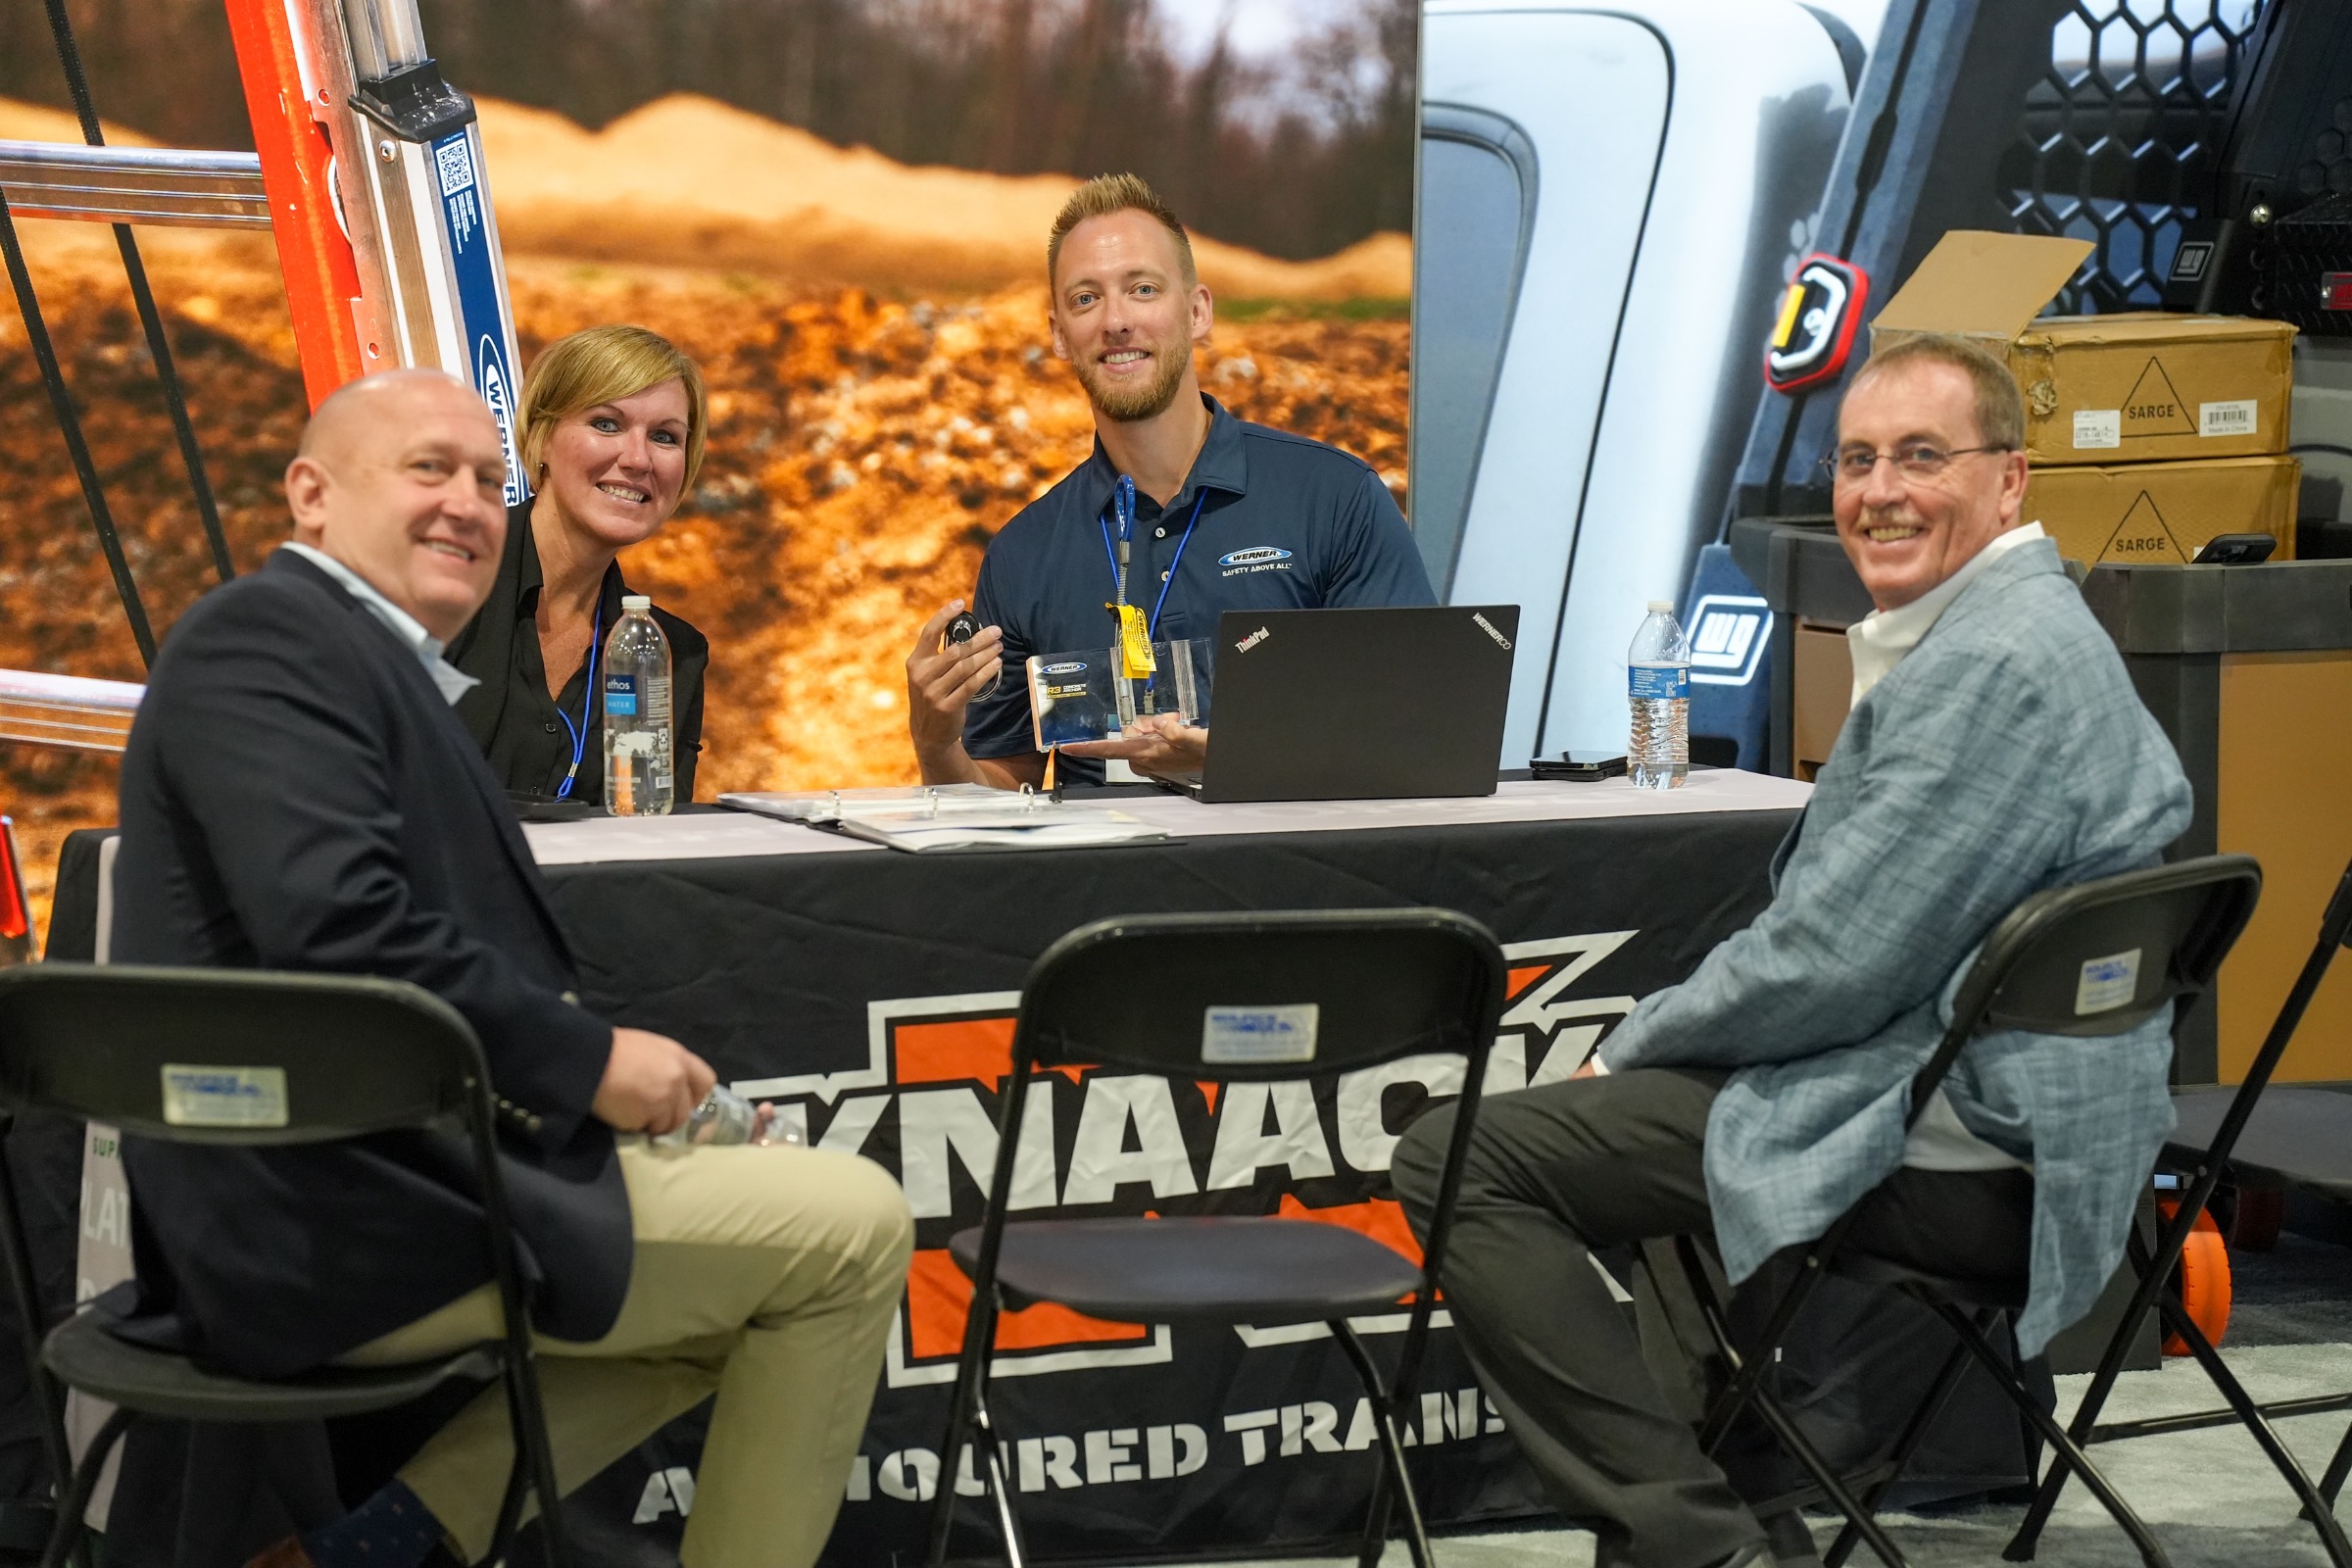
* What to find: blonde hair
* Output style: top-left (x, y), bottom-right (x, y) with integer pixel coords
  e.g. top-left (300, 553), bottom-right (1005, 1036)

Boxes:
top-left (518, 324), bottom-right (710, 491)
top-left (1851, 332), bottom-right (2026, 454)
top-left (1048, 172), bottom-right (1197, 290)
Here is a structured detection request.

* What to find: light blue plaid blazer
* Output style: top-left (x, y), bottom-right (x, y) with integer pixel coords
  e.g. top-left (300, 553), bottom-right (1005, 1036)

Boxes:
top-left (1603, 538), bottom-right (2191, 1355)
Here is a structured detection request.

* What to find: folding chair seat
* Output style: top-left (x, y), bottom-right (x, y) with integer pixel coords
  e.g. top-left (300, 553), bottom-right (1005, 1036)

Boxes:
top-left (1671, 854), bottom-right (2263, 1568)
top-left (925, 908), bottom-right (1507, 1568)
top-left (2008, 853), bottom-right (2352, 1567)
top-left (949, 1215), bottom-right (1424, 1322)
top-left (0, 964), bottom-right (571, 1568)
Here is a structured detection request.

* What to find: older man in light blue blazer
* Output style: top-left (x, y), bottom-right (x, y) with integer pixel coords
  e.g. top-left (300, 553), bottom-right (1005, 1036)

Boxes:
top-left (1396, 332), bottom-right (2191, 1568)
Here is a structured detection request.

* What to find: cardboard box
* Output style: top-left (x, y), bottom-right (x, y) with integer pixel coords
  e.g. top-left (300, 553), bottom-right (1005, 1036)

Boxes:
top-left (2026, 455), bottom-right (2301, 566)
top-left (1872, 231), bottom-right (2296, 465)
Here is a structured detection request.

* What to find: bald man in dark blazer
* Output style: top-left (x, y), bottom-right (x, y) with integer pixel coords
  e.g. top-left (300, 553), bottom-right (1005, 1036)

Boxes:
top-left (114, 371), bottom-right (909, 1568)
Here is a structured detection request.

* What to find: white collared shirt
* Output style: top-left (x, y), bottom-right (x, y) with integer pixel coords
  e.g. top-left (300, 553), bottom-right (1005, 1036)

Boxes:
top-left (281, 542), bottom-right (481, 706)
top-left (1845, 522), bottom-right (2048, 1174)
top-left (1846, 522), bottom-right (2046, 705)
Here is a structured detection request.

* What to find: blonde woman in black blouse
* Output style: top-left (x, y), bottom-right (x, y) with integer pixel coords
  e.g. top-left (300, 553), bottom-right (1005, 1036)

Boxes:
top-left (448, 324), bottom-right (712, 806)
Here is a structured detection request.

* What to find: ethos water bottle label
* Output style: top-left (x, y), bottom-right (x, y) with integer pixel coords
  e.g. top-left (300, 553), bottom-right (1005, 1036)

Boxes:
top-left (604, 673), bottom-right (637, 717)
top-left (1628, 663), bottom-right (1690, 701)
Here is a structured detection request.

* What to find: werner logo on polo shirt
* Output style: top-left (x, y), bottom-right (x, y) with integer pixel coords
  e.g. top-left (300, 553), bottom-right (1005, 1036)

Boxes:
top-left (1218, 547), bottom-right (1295, 576)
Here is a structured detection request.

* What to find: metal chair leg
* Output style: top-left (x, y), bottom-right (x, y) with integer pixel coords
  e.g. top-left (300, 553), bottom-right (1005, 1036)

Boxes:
top-left (39, 1404), bottom-right (126, 1568)
top-left (0, 1118), bottom-right (81, 1568)
top-left (1822, 1324), bottom-right (1977, 1568)
top-left (973, 1386), bottom-right (1030, 1568)
top-left (1738, 1376), bottom-right (1909, 1568)
top-left (1690, 1222), bottom-right (1853, 1453)
top-left (1669, 1240), bottom-right (1907, 1568)
top-left (929, 1288), bottom-right (1002, 1568)
top-left (478, 1446), bottom-right (529, 1567)
top-left (2006, 1205), bottom-right (2189, 1560)
top-left (2319, 1418), bottom-right (2352, 1510)
top-left (1923, 1298), bottom-right (2171, 1568)
top-left (1335, 1322), bottom-right (1429, 1568)
top-left (503, 1343), bottom-right (569, 1568)
top-left (2152, 1294), bottom-right (2352, 1567)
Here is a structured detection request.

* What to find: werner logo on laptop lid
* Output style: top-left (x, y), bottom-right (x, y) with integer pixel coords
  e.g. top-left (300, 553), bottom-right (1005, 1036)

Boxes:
top-left (1175, 606), bottom-right (1519, 804)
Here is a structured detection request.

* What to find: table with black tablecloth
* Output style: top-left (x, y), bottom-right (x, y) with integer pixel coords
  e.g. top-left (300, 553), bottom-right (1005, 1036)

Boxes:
top-left (45, 772), bottom-right (2052, 1568)
top-left (516, 774), bottom-right (1810, 1564)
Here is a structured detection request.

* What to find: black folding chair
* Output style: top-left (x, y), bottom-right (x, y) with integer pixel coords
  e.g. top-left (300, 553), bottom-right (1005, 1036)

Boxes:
top-left (922, 908), bottom-right (1505, 1568)
top-left (1673, 855), bottom-right (2262, 1568)
top-left (2007, 853), bottom-right (2352, 1567)
top-left (0, 963), bottom-right (570, 1568)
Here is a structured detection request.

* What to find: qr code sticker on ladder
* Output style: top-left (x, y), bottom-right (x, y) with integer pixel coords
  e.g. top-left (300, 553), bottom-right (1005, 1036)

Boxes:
top-left (434, 136), bottom-right (475, 198)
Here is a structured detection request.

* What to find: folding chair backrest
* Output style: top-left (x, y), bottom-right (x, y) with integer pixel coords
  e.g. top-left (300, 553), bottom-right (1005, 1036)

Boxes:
top-left (1949, 856), bottom-right (2261, 1041)
top-left (0, 963), bottom-right (485, 1145)
top-left (1016, 908), bottom-right (1506, 1081)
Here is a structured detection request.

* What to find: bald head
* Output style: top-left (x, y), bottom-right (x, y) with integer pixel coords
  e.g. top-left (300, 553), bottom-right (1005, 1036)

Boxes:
top-left (299, 369), bottom-right (483, 459)
top-left (285, 369), bottom-right (509, 641)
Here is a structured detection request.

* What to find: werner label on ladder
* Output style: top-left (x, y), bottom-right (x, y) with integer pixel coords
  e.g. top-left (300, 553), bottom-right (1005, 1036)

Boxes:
top-left (222, 0), bottom-right (527, 500)
top-left (426, 128), bottom-right (524, 506)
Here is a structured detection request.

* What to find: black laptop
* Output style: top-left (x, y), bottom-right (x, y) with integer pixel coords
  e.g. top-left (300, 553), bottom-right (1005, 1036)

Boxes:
top-left (1162, 605), bottom-right (1519, 803)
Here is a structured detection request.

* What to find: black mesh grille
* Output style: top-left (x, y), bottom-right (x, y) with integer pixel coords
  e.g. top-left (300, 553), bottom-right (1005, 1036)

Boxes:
top-left (2002, 0), bottom-right (2268, 314)
top-left (2290, 95), bottom-right (2352, 200)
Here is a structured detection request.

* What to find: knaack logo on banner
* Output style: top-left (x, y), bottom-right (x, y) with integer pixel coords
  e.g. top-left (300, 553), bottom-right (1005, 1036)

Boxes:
top-left (734, 930), bottom-right (1641, 1392)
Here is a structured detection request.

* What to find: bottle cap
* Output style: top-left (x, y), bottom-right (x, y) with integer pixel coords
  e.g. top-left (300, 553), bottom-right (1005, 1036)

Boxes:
top-left (621, 594), bottom-right (652, 612)
top-left (1646, 599), bottom-right (1674, 612)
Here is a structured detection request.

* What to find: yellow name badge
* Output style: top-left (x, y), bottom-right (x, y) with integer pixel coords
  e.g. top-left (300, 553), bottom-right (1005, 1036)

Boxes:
top-left (1112, 603), bottom-right (1156, 679)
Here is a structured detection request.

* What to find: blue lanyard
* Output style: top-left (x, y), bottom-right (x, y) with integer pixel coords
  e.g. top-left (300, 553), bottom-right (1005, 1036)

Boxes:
top-left (553, 601), bottom-right (603, 800)
top-left (1098, 481), bottom-right (1208, 640)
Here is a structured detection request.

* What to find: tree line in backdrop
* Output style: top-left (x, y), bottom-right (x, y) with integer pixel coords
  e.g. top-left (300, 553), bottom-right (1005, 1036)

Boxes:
top-left (2, 0), bottom-right (1416, 264)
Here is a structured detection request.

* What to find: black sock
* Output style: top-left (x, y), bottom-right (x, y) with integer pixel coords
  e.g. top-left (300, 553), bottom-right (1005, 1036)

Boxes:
top-left (297, 1479), bottom-right (448, 1568)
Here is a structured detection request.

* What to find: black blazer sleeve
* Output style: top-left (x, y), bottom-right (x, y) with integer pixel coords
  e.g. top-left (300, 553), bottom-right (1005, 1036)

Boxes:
top-left (140, 588), bottom-right (612, 1145)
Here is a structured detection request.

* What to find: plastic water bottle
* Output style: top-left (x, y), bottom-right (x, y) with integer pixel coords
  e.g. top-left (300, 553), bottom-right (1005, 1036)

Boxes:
top-left (1628, 600), bottom-right (1690, 791)
top-left (655, 1085), bottom-right (760, 1148)
top-left (603, 594), bottom-right (674, 816)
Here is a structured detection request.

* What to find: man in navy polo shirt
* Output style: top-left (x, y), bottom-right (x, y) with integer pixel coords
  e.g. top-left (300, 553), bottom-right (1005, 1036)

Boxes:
top-left (906, 172), bottom-right (1433, 788)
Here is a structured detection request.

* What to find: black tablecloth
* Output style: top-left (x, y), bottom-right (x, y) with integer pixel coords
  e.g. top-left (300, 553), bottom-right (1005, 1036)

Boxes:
top-left (529, 802), bottom-right (1807, 1564)
top-left (36, 796), bottom-right (2043, 1566)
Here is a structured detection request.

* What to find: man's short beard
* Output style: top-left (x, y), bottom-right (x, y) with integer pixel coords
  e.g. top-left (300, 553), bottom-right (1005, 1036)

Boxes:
top-left (1079, 343), bottom-right (1192, 422)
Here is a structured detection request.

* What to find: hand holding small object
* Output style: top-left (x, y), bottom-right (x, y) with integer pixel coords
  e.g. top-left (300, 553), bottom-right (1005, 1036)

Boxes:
top-left (906, 600), bottom-right (1004, 766)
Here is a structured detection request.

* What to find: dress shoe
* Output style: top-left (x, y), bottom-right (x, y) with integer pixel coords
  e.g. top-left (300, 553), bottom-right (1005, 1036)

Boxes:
top-left (1760, 1507), bottom-right (1825, 1566)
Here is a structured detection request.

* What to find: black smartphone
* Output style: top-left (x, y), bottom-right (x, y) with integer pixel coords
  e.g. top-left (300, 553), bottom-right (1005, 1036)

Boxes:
top-left (1530, 751), bottom-right (1627, 781)
top-left (2190, 533), bottom-right (2278, 565)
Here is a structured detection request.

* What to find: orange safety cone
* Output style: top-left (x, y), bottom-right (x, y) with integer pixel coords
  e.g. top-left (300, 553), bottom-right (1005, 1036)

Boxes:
top-left (2157, 1196), bottom-right (2232, 1356)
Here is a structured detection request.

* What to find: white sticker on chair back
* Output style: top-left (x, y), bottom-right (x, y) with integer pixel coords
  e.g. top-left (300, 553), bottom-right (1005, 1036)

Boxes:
top-left (160, 1064), bottom-right (289, 1128)
top-left (1200, 1004), bottom-right (1319, 1065)
top-left (2074, 950), bottom-right (2143, 1016)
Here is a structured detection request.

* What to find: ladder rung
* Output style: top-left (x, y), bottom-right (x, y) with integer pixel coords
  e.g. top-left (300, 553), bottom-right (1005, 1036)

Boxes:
top-left (0, 140), bottom-right (269, 228)
top-left (0, 670), bottom-right (143, 753)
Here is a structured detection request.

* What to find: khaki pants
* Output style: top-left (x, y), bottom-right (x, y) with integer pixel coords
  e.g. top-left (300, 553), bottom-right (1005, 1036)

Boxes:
top-left (341, 1141), bottom-right (913, 1568)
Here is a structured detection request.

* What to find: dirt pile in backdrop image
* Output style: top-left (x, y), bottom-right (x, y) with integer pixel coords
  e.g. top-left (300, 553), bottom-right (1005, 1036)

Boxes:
top-left (0, 95), bottom-right (1409, 935)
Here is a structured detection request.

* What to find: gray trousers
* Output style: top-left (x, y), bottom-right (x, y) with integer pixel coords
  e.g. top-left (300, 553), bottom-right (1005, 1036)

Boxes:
top-left (1392, 1067), bottom-right (2033, 1568)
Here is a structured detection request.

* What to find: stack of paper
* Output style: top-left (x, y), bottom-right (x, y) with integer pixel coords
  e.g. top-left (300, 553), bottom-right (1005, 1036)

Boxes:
top-left (717, 787), bottom-right (1169, 854)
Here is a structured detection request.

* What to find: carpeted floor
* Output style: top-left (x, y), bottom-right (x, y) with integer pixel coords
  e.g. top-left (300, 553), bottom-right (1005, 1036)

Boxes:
top-left (1224, 1232), bottom-right (2352, 1568)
